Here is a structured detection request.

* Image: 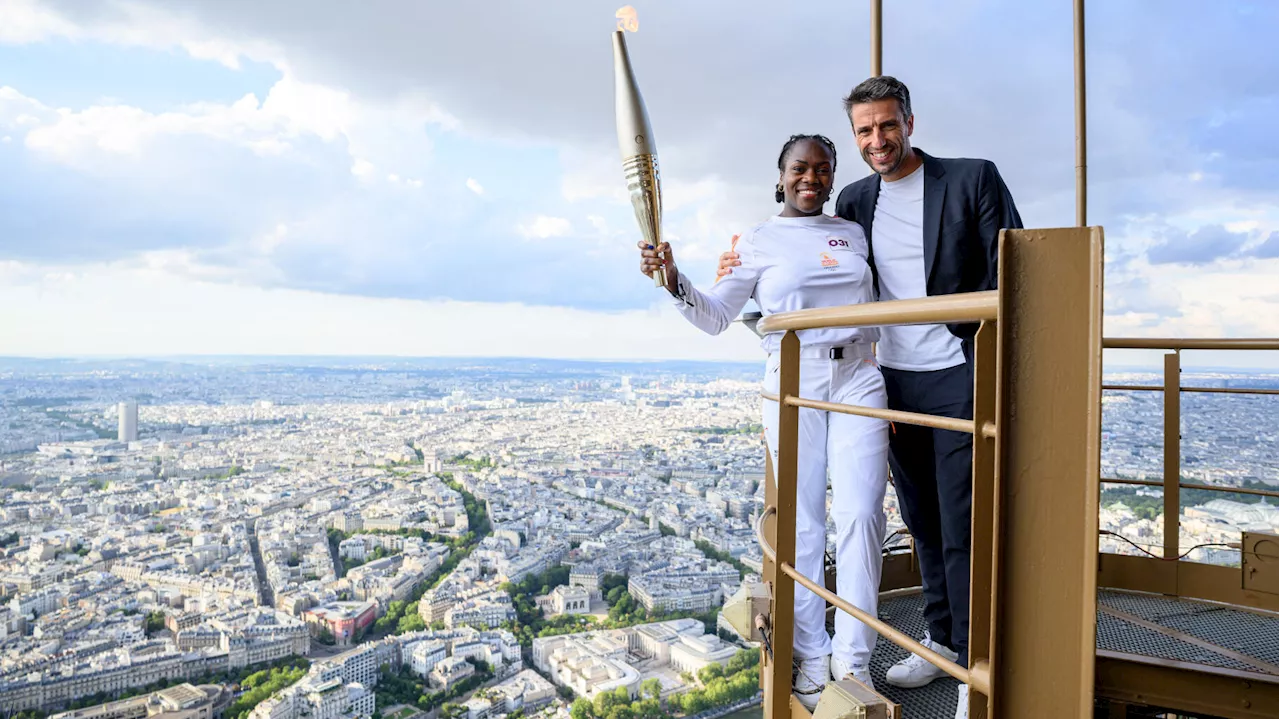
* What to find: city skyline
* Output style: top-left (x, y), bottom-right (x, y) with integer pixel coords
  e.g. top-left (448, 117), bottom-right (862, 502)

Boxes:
top-left (0, 353), bottom-right (1273, 719)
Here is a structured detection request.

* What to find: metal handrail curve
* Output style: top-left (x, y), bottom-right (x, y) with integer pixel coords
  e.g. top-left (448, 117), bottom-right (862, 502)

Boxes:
top-left (753, 506), bottom-right (987, 693)
top-left (756, 291), bottom-right (998, 334)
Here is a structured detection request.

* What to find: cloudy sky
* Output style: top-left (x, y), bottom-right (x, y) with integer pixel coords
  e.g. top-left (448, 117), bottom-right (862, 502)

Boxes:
top-left (0, 0), bottom-right (1276, 368)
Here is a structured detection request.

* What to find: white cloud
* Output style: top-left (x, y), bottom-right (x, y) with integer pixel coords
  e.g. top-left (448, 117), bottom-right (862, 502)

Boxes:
top-left (559, 144), bottom-right (628, 204)
top-left (255, 224), bottom-right (290, 254)
top-left (517, 215), bottom-right (573, 239)
top-left (0, 0), bottom-right (81, 44)
top-left (466, 178), bottom-right (485, 196)
top-left (5, 72), bottom-right (455, 183)
top-left (0, 260), bottom-right (764, 361)
top-left (0, 0), bottom-right (281, 69)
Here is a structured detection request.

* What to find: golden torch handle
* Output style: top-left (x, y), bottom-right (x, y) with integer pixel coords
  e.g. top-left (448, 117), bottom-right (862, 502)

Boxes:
top-left (622, 153), bottom-right (666, 288)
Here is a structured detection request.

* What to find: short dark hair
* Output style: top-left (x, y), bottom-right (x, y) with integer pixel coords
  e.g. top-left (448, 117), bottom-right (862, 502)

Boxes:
top-left (842, 75), bottom-right (912, 120)
top-left (775, 134), bottom-right (838, 203)
top-left (776, 134), bottom-right (837, 174)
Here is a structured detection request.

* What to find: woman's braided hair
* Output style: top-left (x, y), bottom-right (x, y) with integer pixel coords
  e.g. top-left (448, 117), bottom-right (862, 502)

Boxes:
top-left (775, 134), bottom-right (837, 203)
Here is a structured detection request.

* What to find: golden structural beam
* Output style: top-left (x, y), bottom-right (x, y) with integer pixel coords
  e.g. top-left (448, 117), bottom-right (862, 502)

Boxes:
top-left (989, 226), bottom-right (1104, 716)
top-left (1095, 652), bottom-right (1280, 719)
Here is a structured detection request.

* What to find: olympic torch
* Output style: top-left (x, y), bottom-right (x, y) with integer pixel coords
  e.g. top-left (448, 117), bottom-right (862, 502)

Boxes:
top-left (612, 7), bottom-right (666, 289)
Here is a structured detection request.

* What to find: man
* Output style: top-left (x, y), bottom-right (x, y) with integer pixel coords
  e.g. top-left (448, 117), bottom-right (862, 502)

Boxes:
top-left (717, 76), bottom-right (1021, 719)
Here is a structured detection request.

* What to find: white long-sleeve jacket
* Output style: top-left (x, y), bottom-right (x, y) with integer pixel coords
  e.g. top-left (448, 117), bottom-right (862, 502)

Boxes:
top-left (668, 214), bottom-right (878, 354)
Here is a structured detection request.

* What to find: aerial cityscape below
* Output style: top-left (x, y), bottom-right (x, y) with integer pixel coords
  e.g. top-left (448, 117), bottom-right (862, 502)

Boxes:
top-left (0, 356), bottom-right (1275, 719)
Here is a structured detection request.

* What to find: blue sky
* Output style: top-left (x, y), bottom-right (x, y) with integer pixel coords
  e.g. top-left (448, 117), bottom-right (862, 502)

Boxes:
top-left (0, 0), bottom-right (1275, 367)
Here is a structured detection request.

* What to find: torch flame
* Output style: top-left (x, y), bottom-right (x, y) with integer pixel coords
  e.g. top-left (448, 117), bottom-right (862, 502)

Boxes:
top-left (615, 6), bottom-right (639, 32)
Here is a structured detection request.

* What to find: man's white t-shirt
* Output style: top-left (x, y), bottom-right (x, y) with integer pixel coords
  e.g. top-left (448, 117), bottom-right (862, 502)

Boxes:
top-left (871, 164), bottom-right (966, 371)
top-left (669, 214), bottom-right (878, 354)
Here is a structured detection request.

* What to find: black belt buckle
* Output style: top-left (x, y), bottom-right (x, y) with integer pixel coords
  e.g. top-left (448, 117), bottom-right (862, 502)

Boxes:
top-left (829, 347), bottom-right (843, 360)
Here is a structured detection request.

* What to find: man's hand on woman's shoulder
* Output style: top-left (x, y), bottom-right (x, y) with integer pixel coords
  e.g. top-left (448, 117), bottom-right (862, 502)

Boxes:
top-left (716, 234), bottom-right (742, 280)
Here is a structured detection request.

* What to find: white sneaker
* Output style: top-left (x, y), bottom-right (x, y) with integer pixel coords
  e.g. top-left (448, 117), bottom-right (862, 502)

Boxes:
top-left (830, 655), bottom-right (875, 692)
top-left (884, 632), bottom-right (958, 688)
top-left (955, 684), bottom-right (968, 719)
top-left (792, 654), bottom-right (830, 710)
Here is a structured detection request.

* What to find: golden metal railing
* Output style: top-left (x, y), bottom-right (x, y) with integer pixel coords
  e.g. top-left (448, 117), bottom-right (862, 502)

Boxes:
top-left (1101, 477), bottom-right (1279, 499)
top-left (756, 290), bottom-right (998, 333)
top-left (753, 506), bottom-right (976, 689)
top-left (1098, 338), bottom-right (1279, 562)
top-left (755, 227), bottom-right (1105, 718)
top-left (1102, 338), bottom-right (1278, 351)
top-left (760, 392), bottom-right (991, 437)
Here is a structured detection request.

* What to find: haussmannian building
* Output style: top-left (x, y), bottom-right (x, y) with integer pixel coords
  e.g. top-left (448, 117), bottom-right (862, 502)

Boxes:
top-left (48, 684), bottom-right (230, 719)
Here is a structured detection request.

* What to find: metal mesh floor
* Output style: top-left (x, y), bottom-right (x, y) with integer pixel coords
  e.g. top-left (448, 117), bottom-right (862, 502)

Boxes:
top-left (1094, 612), bottom-right (1261, 672)
top-left (820, 589), bottom-right (1278, 718)
top-left (1098, 589), bottom-right (1278, 668)
top-left (865, 593), bottom-right (963, 717)
top-left (824, 593), bottom-right (961, 717)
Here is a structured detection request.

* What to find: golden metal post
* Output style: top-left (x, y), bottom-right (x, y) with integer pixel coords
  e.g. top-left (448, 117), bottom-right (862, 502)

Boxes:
top-left (870, 0), bottom-right (882, 76)
top-left (767, 331), bottom-right (801, 719)
top-left (1163, 351), bottom-right (1181, 560)
top-left (1074, 0), bottom-right (1087, 227)
top-left (994, 226), bottom-right (1103, 716)
top-left (967, 322), bottom-right (999, 719)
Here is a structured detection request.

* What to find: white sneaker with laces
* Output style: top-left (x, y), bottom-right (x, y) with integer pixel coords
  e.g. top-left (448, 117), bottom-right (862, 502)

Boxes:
top-left (792, 654), bottom-right (830, 710)
top-left (884, 632), bottom-right (959, 688)
top-left (830, 655), bottom-right (875, 692)
top-left (955, 684), bottom-right (968, 719)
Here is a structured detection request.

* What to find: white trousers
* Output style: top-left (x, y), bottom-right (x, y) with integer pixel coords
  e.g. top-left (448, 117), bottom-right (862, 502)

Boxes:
top-left (761, 346), bottom-right (890, 668)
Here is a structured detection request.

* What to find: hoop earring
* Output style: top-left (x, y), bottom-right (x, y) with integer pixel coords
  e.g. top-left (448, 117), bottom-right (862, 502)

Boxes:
top-left (774, 183), bottom-right (784, 203)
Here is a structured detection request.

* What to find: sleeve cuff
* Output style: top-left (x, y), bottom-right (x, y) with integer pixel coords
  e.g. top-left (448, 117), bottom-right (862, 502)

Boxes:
top-left (666, 272), bottom-right (692, 307)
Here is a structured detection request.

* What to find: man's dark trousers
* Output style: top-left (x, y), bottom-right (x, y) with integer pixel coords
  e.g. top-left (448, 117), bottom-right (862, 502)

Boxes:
top-left (881, 344), bottom-right (974, 666)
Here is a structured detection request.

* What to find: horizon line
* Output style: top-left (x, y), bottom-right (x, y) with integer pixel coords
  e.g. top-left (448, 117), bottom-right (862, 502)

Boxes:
top-left (0, 353), bottom-right (1275, 374)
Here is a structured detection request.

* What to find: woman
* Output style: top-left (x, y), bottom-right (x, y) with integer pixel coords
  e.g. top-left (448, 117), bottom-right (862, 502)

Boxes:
top-left (637, 135), bottom-right (890, 706)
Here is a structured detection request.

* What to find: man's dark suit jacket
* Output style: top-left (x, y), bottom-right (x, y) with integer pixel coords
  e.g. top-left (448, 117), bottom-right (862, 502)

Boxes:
top-left (833, 148), bottom-right (1022, 340)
